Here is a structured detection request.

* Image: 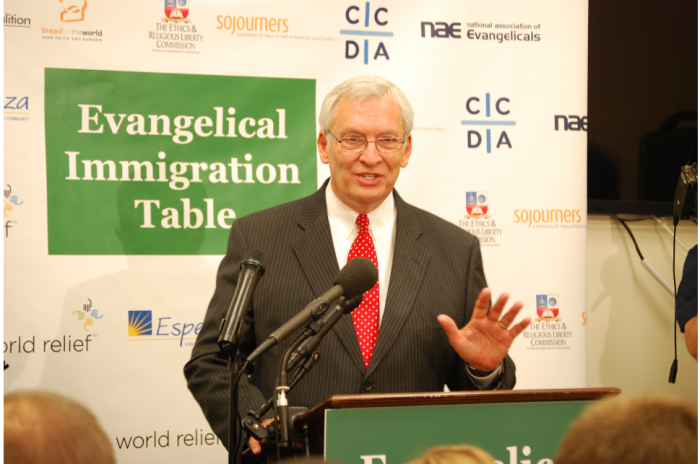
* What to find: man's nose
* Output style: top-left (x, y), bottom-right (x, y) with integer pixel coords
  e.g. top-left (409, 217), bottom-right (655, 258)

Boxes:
top-left (359, 141), bottom-right (382, 165)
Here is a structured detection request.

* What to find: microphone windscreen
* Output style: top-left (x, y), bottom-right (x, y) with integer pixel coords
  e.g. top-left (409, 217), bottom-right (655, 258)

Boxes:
top-left (334, 257), bottom-right (378, 298)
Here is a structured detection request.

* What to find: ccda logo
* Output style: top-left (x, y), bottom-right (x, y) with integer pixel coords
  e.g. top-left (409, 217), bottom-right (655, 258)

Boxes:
top-left (341, 3), bottom-right (392, 64)
top-left (462, 93), bottom-right (514, 153)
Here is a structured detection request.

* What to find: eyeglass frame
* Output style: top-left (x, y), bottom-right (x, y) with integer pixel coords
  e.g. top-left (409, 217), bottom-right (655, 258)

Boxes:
top-left (327, 131), bottom-right (407, 153)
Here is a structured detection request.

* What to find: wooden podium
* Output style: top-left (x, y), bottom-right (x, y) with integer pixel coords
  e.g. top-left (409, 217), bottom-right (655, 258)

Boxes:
top-left (267, 388), bottom-right (621, 463)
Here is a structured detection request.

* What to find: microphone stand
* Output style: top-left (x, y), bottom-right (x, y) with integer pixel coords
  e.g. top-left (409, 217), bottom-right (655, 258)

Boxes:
top-left (243, 295), bottom-right (363, 456)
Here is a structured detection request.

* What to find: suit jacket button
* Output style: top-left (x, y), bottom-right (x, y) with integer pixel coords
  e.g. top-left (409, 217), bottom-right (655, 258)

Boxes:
top-left (363, 381), bottom-right (372, 392)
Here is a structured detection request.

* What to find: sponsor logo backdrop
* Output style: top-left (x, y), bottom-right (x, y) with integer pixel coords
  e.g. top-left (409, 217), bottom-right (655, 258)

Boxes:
top-left (5, 1), bottom-right (587, 462)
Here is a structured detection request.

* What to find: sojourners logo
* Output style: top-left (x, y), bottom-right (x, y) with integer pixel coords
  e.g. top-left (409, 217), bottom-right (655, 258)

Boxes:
top-left (513, 208), bottom-right (583, 228)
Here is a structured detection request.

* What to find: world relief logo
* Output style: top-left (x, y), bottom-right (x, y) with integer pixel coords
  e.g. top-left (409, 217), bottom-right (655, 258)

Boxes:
top-left (128, 310), bottom-right (201, 347)
top-left (341, 3), bottom-right (392, 64)
top-left (462, 93), bottom-right (514, 154)
top-left (522, 294), bottom-right (573, 350)
top-left (458, 191), bottom-right (502, 247)
top-left (4, 185), bottom-right (23, 239)
top-left (72, 299), bottom-right (104, 331)
top-left (44, 68), bottom-right (316, 255)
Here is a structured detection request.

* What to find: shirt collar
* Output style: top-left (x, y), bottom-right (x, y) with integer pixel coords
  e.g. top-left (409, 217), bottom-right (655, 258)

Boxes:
top-left (325, 182), bottom-right (395, 241)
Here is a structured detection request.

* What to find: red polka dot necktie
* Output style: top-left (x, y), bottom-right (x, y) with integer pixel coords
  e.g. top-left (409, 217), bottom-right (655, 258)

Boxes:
top-left (348, 214), bottom-right (380, 370)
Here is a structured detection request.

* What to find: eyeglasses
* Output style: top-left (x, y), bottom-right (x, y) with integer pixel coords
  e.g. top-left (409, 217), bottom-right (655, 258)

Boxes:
top-left (328, 131), bottom-right (406, 153)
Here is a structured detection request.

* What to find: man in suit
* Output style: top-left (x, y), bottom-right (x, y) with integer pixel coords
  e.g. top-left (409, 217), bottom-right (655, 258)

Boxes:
top-left (185, 75), bottom-right (530, 453)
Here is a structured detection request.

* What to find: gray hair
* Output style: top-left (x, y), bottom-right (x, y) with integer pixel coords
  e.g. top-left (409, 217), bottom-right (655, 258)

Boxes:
top-left (5, 390), bottom-right (116, 464)
top-left (318, 75), bottom-right (414, 135)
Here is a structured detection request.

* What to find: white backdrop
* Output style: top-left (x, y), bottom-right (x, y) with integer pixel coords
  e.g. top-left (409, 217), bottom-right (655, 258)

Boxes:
top-left (4, 1), bottom-right (588, 462)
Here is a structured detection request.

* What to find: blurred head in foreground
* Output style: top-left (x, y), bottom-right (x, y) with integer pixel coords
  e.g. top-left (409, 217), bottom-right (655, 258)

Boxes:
top-left (407, 445), bottom-right (496, 464)
top-left (4, 390), bottom-right (116, 464)
top-left (555, 396), bottom-right (697, 464)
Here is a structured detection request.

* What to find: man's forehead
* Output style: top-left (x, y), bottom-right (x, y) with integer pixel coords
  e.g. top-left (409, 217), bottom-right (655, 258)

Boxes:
top-left (333, 97), bottom-right (404, 133)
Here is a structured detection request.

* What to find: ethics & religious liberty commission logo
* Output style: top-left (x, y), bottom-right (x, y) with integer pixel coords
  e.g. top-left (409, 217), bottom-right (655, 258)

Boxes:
top-left (522, 294), bottom-right (573, 350)
top-left (128, 310), bottom-right (202, 347)
top-left (149, 0), bottom-right (203, 53)
top-left (458, 191), bottom-right (502, 247)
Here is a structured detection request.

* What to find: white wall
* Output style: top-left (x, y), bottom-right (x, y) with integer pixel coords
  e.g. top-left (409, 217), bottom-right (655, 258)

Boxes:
top-left (587, 214), bottom-right (698, 401)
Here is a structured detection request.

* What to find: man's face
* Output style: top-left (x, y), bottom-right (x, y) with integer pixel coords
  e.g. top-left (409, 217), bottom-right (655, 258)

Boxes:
top-left (318, 97), bottom-right (412, 214)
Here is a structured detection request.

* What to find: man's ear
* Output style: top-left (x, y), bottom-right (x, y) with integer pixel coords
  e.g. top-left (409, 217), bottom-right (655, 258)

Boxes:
top-left (400, 134), bottom-right (412, 168)
top-left (318, 131), bottom-right (330, 165)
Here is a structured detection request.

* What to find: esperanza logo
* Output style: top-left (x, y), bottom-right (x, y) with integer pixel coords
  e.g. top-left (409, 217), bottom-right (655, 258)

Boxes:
top-left (128, 310), bottom-right (202, 346)
top-left (341, 3), bottom-right (392, 64)
top-left (513, 209), bottom-right (583, 228)
top-left (462, 93), bottom-right (513, 154)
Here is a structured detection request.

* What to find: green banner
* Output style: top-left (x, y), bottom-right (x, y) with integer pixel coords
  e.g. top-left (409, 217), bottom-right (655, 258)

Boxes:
top-left (325, 401), bottom-right (591, 464)
top-left (45, 68), bottom-right (316, 254)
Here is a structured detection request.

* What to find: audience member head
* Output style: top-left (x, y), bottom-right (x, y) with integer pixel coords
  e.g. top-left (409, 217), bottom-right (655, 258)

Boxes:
top-left (318, 74), bottom-right (414, 135)
top-left (407, 444), bottom-right (496, 464)
top-left (554, 396), bottom-right (697, 464)
top-left (4, 390), bottom-right (116, 464)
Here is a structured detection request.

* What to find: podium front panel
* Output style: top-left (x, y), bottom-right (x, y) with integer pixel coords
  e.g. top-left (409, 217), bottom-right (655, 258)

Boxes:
top-left (325, 401), bottom-right (592, 464)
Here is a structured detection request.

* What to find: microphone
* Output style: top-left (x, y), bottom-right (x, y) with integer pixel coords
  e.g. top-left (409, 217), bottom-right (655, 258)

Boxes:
top-left (246, 257), bottom-right (377, 362)
top-left (286, 294), bottom-right (363, 370)
top-left (217, 249), bottom-right (266, 354)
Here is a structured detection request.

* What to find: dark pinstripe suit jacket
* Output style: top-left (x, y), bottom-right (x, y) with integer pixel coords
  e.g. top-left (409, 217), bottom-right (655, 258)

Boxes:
top-left (185, 180), bottom-right (516, 447)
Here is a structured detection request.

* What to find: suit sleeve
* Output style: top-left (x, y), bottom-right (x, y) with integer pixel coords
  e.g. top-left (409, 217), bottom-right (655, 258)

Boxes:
top-left (446, 233), bottom-right (516, 391)
top-left (183, 221), bottom-right (269, 449)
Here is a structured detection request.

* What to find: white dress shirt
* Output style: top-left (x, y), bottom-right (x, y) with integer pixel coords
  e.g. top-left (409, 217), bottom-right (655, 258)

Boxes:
top-left (324, 183), bottom-right (501, 387)
top-left (325, 183), bottom-right (395, 326)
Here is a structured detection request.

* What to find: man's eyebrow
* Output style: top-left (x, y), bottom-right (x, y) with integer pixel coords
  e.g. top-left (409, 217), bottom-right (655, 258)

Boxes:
top-left (339, 127), bottom-right (402, 136)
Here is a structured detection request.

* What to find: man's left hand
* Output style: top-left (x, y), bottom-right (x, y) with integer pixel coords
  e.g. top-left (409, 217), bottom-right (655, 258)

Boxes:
top-left (437, 288), bottom-right (530, 372)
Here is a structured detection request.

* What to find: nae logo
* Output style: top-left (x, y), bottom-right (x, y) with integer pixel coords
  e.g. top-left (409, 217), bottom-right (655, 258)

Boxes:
top-left (342, 3), bottom-right (392, 64)
top-left (420, 21), bottom-right (460, 38)
top-left (60, 0), bottom-right (87, 23)
top-left (554, 115), bottom-right (587, 131)
top-left (128, 310), bottom-right (202, 347)
top-left (462, 93), bottom-right (514, 154)
top-left (72, 299), bottom-right (104, 331)
top-left (536, 295), bottom-right (560, 322)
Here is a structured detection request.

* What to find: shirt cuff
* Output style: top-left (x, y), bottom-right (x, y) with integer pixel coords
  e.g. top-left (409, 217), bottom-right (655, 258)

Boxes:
top-left (465, 360), bottom-right (503, 389)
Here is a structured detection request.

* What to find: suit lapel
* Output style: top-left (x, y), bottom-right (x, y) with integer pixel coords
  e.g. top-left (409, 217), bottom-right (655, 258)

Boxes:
top-left (366, 191), bottom-right (431, 378)
top-left (291, 180), bottom-right (366, 374)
